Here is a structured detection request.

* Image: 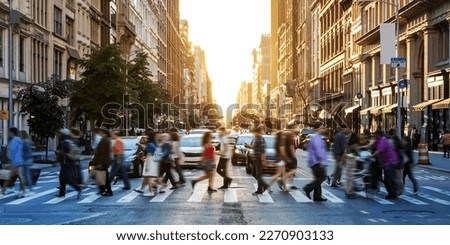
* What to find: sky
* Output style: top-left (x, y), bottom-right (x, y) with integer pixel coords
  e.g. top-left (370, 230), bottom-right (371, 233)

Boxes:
top-left (180, 0), bottom-right (270, 120)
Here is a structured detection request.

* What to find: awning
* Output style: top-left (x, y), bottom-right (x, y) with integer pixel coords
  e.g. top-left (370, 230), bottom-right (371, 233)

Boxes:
top-left (370, 105), bottom-right (387, 115)
top-left (360, 106), bottom-right (377, 115)
top-left (345, 105), bottom-right (360, 115)
top-left (412, 99), bottom-right (442, 111)
top-left (432, 98), bottom-right (450, 110)
top-left (382, 103), bottom-right (398, 113)
top-left (66, 46), bottom-right (81, 59)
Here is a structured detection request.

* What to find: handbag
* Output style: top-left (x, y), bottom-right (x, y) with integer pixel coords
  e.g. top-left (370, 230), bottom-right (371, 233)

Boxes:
top-left (90, 169), bottom-right (106, 185)
top-left (0, 169), bottom-right (12, 180)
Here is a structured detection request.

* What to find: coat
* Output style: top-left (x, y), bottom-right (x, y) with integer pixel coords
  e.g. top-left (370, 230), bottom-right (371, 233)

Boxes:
top-left (92, 136), bottom-right (112, 167)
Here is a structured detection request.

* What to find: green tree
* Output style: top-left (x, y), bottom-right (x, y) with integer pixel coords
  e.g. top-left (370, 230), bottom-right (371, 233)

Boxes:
top-left (71, 44), bottom-right (129, 127)
top-left (20, 76), bottom-right (72, 161)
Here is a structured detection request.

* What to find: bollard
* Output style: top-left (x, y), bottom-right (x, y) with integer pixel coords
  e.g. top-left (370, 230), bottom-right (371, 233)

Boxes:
top-left (418, 143), bottom-right (430, 165)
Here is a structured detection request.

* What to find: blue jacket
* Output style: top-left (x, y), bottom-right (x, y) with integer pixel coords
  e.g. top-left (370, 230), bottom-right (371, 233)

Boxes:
top-left (7, 136), bottom-right (24, 166)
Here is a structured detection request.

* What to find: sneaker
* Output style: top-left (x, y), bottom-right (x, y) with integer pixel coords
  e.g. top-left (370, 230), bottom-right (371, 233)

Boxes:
top-left (411, 192), bottom-right (419, 196)
top-left (17, 191), bottom-right (26, 198)
top-left (207, 188), bottom-right (217, 193)
top-left (143, 192), bottom-right (155, 197)
top-left (252, 191), bottom-right (263, 196)
top-left (122, 187), bottom-right (131, 190)
top-left (54, 194), bottom-right (65, 198)
top-left (330, 184), bottom-right (339, 188)
top-left (25, 191), bottom-right (35, 197)
top-left (133, 188), bottom-right (144, 194)
top-left (77, 190), bottom-right (83, 199)
top-left (346, 193), bottom-right (357, 199)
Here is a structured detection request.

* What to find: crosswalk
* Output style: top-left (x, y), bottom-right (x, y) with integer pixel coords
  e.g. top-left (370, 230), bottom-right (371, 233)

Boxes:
top-left (1, 170), bottom-right (450, 207)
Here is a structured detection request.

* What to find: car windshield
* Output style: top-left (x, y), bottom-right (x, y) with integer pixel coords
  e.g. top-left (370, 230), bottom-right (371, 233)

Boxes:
top-left (122, 138), bottom-right (139, 151)
top-left (180, 137), bottom-right (202, 147)
top-left (236, 135), bottom-right (253, 145)
top-left (263, 136), bottom-right (276, 148)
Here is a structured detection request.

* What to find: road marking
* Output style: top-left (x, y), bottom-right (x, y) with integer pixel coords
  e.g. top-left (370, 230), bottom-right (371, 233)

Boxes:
top-left (224, 183), bottom-right (238, 203)
top-left (55, 213), bottom-right (106, 225)
top-left (37, 179), bottom-right (59, 183)
top-left (6, 188), bottom-right (57, 205)
top-left (422, 186), bottom-right (450, 197)
top-left (253, 184), bottom-right (274, 203)
top-left (39, 175), bottom-right (57, 179)
top-left (289, 189), bottom-right (313, 203)
top-left (321, 189), bottom-right (344, 203)
top-left (77, 186), bottom-right (120, 204)
top-left (296, 168), bottom-right (312, 178)
top-left (355, 191), bottom-right (394, 205)
top-left (150, 185), bottom-right (175, 203)
top-left (187, 182), bottom-right (208, 202)
top-left (0, 186), bottom-right (43, 200)
top-left (404, 187), bottom-right (450, 205)
top-left (368, 219), bottom-right (378, 223)
top-left (360, 210), bottom-right (370, 215)
top-left (426, 176), bottom-right (446, 181)
top-left (44, 188), bottom-right (90, 204)
top-left (117, 190), bottom-right (141, 203)
top-left (378, 187), bottom-right (428, 205)
top-left (378, 219), bottom-right (388, 223)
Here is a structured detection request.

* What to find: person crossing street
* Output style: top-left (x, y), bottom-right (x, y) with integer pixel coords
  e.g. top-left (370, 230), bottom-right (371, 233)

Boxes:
top-left (109, 131), bottom-right (131, 190)
top-left (217, 127), bottom-right (233, 189)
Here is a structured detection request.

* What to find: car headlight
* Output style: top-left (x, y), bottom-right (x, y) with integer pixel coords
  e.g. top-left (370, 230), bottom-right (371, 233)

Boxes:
top-left (235, 149), bottom-right (240, 154)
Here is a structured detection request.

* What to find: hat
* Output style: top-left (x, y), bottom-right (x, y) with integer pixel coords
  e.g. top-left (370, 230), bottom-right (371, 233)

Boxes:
top-left (59, 128), bottom-right (71, 136)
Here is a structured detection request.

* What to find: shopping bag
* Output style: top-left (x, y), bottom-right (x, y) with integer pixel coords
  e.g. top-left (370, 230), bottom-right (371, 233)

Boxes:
top-left (90, 170), bottom-right (106, 185)
top-left (0, 169), bottom-right (11, 180)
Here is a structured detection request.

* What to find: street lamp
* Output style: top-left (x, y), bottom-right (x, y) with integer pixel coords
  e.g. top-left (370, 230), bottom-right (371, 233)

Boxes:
top-left (358, 0), bottom-right (401, 137)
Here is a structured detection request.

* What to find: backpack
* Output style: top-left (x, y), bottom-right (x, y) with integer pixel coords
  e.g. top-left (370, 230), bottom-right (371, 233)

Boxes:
top-left (65, 140), bottom-right (81, 163)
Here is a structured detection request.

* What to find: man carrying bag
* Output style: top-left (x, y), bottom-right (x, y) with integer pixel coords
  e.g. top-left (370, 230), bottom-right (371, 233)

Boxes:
top-left (91, 129), bottom-right (113, 196)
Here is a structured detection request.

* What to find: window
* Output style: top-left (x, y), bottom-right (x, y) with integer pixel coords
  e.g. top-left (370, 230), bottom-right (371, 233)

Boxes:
top-left (19, 37), bottom-right (24, 72)
top-left (54, 6), bottom-right (62, 36)
top-left (66, 17), bottom-right (74, 45)
top-left (110, 6), bottom-right (117, 29)
top-left (0, 29), bottom-right (3, 67)
top-left (54, 49), bottom-right (62, 78)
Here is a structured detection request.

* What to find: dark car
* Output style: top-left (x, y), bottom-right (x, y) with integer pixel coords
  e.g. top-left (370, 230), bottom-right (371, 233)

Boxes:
top-left (245, 135), bottom-right (277, 174)
top-left (232, 134), bottom-right (254, 165)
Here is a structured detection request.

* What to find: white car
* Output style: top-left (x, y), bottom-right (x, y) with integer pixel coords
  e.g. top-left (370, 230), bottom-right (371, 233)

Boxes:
top-left (179, 134), bottom-right (204, 168)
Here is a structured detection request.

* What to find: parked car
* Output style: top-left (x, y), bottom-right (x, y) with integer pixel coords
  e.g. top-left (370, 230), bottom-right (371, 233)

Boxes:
top-left (178, 129), bottom-right (187, 137)
top-left (88, 136), bottom-right (144, 178)
top-left (188, 129), bottom-right (210, 135)
top-left (179, 134), bottom-right (204, 168)
top-left (297, 128), bottom-right (316, 148)
top-left (300, 134), bottom-right (330, 151)
top-left (231, 134), bottom-right (254, 165)
top-left (245, 135), bottom-right (277, 174)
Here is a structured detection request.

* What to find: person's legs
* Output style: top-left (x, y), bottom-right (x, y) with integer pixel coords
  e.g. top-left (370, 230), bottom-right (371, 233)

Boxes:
top-left (331, 156), bottom-right (343, 185)
top-left (384, 166), bottom-right (397, 198)
top-left (216, 158), bottom-right (228, 187)
top-left (58, 165), bottom-right (67, 196)
top-left (266, 166), bottom-right (283, 190)
top-left (406, 164), bottom-right (419, 193)
top-left (102, 169), bottom-right (113, 195)
top-left (22, 165), bottom-right (33, 191)
top-left (109, 161), bottom-right (120, 184)
top-left (396, 169), bottom-right (404, 195)
top-left (254, 162), bottom-right (266, 192)
top-left (174, 159), bottom-right (185, 184)
top-left (312, 164), bottom-right (326, 199)
top-left (207, 170), bottom-right (215, 189)
top-left (345, 158), bottom-right (356, 195)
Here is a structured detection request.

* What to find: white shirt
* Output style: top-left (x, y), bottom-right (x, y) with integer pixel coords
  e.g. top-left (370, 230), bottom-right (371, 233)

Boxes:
top-left (220, 136), bottom-right (233, 159)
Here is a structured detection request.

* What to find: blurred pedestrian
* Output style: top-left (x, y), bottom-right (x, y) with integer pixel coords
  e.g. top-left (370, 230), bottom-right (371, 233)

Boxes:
top-left (19, 131), bottom-right (35, 195)
top-left (343, 132), bottom-right (360, 199)
top-left (135, 131), bottom-right (161, 196)
top-left (246, 127), bottom-right (268, 195)
top-left (216, 126), bottom-right (233, 189)
top-left (55, 129), bottom-right (82, 199)
top-left (109, 131), bottom-right (131, 190)
top-left (388, 127), bottom-right (405, 196)
top-left (303, 126), bottom-right (328, 202)
top-left (159, 133), bottom-right (178, 190)
top-left (402, 136), bottom-right (419, 195)
top-left (0, 128), bottom-right (27, 198)
top-left (442, 130), bottom-right (450, 158)
top-left (283, 127), bottom-right (299, 190)
top-left (372, 129), bottom-right (399, 200)
top-left (192, 132), bottom-right (217, 193)
top-left (70, 129), bottom-right (84, 185)
top-left (266, 131), bottom-right (287, 192)
top-left (167, 128), bottom-right (185, 185)
top-left (329, 124), bottom-right (349, 188)
top-left (92, 129), bottom-right (113, 196)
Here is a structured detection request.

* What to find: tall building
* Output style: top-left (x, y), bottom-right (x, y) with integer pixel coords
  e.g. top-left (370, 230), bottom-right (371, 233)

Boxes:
top-left (180, 20), bottom-right (197, 105)
top-left (193, 46), bottom-right (209, 104)
top-left (251, 34), bottom-right (271, 116)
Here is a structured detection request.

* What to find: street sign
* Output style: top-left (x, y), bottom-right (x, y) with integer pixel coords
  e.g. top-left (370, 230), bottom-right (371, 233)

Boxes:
top-left (0, 110), bottom-right (9, 120)
top-left (391, 57), bottom-right (407, 68)
top-left (399, 79), bottom-right (408, 89)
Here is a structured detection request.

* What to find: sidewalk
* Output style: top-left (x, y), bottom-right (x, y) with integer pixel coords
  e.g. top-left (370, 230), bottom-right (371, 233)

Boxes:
top-left (413, 150), bottom-right (450, 173)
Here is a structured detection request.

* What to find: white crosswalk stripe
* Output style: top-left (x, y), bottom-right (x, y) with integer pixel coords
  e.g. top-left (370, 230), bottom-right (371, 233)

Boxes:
top-left (224, 183), bottom-right (238, 203)
top-left (355, 191), bottom-right (394, 205)
top-left (321, 189), bottom-right (344, 203)
top-left (44, 188), bottom-right (91, 204)
top-left (289, 189), bottom-right (313, 203)
top-left (254, 184), bottom-right (274, 203)
top-left (150, 185), bottom-right (175, 203)
top-left (188, 182), bottom-right (208, 202)
top-left (422, 186), bottom-right (450, 197)
top-left (117, 190), bottom-right (141, 203)
top-left (404, 187), bottom-right (450, 205)
top-left (77, 186), bottom-right (121, 204)
top-left (6, 188), bottom-right (58, 205)
top-left (378, 187), bottom-right (428, 205)
top-left (0, 187), bottom-right (43, 200)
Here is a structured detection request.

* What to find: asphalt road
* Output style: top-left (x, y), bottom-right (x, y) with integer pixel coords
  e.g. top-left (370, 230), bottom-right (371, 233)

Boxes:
top-left (1, 149), bottom-right (450, 225)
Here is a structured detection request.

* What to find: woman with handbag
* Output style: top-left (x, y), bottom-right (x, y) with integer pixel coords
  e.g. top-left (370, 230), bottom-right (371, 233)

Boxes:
top-left (135, 131), bottom-right (161, 197)
top-left (191, 132), bottom-right (217, 193)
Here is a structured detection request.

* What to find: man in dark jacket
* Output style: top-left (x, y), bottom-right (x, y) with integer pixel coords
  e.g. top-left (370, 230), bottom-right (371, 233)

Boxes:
top-left (92, 129), bottom-right (113, 196)
top-left (246, 127), bottom-right (267, 195)
top-left (329, 124), bottom-right (349, 187)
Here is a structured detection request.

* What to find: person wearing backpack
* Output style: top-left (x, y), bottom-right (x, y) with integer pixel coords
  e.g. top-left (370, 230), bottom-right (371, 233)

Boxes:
top-left (0, 128), bottom-right (27, 198)
top-left (19, 131), bottom-right (35, 195)
top-left (55, 129), bottom-right (83, 199)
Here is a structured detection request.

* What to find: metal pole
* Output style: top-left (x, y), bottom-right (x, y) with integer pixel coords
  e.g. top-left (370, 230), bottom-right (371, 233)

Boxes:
top-left (8, 0), bottom-right (13, 128)
top-left (395, 0), bottom-right (401, 138)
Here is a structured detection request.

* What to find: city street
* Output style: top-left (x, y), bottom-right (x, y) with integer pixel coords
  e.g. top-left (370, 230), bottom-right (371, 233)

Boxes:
top-left (1, 150), bottom-right (450, 225)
